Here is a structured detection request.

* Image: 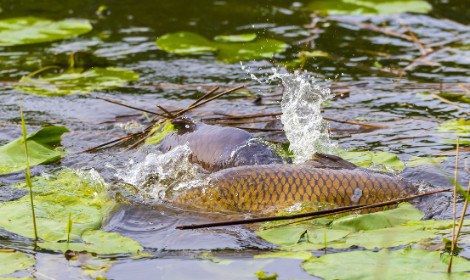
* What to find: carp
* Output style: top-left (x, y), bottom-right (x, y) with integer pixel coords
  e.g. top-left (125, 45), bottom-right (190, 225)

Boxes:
top-left (173, 154), bottom-right (415, 212)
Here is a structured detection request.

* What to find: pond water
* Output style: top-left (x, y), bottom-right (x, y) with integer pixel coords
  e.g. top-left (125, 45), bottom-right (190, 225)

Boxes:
top-left (0, 0), bottom-right (469, 279)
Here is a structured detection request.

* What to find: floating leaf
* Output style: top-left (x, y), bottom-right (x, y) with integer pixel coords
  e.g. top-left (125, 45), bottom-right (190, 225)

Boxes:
top-left (437, 93), bottom-right (470, 104)
top-left (302, 249), bottom-right (470, 280)
top-left (0, 126), bottom-right (68, 175)
top-left (309, 0), bottom-right (432, 15)
top-left (17, 67), bottom-right (139, 96)
top-left (256, 204), bottom-right (470, 251)
top-left (256, 226), bottom-right (307, 246)
top-left (157, 32), bottom-right (217, 54)
top-left (0, 170), bottom-right (114, 241)
top-left (254, 270), bottom-right (278, 280)
top-left (299, 50), bottom-right (329, 58)
top-left (406, 156), bottom-right (446, 167)
top-left (438, 119), bottom-right (470, 146)
top-left (0, 17), bottom-right (92, 46)
top-left (145, 122), bottom-right (175, 145)
top-left (39, 229), bottom-right (142, 255)
top-left (0, 251), bottom-right (34, 275)
top-left (338, 149), bottom-right (405, 172)
top-left (217, 38), bottom-right (288, 63)
top-left (438, 119), bottom-right (470, 135)
top-left (214, 33), bottom-right (257, 43)
top-left (156, 31), bottom-right (288, 63)
top-left (330, 203), bottom-right (424, 231)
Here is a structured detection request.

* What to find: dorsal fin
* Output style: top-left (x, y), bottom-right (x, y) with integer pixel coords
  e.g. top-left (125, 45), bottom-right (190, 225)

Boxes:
top-left (307, 153), bottom-right (357, 170)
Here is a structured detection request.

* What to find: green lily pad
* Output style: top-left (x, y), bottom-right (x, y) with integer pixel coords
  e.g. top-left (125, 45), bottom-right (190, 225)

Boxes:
top-left (39, 229), bottom-right (142, 255)
top-left (309, 0), bottom-right (432, 15)
top-left (0, 17), bottom-right (92, 46)
top-left (214, 33), bottom-right (257, 43)
top-left (438, 119), bottom-right (470, 146)
top-left (0, 251), bottom-right (34, 275)
top-left (256, 226), bottom-right (307, 246)
top-left (406, 156), bottom-right (446, 167)
top-left (302, 249), bottom-right (470, 280)
top-left (0, 170), bottom-right (114, 241)
top-left (156, 31), bottom-right (288, 63)
top-left (16, 67), bottom-right (139, 96)
top-left (157, 32), bottom-right (217, 55)
top-left (338, 149), bottom-right (405, 172)
top-left (254, 270), bottom-right (278, 280)
top-left (330, 203), bottom-right (424, 231)
top-left (256, 204), bottom-right (470, 251)
top-left (0, 126), bottom-right (68, 175)
top-left (438, 119), bottom-right (470, 136)
top-left (437, 93), bottom-right (470, 104)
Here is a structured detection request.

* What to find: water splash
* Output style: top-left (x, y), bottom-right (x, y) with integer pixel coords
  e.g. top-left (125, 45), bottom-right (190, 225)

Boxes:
top-left (246, 67), bottom-right (337, 163)
top-left (115, 145), bottom-right (204, 202)
top-left (276, 70), bottom-right (336, 163)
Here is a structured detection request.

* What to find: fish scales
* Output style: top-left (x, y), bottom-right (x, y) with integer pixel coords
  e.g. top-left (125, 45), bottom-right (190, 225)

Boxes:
top-left (174, 164), bottom-right (415, 212)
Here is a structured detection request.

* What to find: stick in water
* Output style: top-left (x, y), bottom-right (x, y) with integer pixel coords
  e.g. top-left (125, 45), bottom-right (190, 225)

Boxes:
top-left (176, 189), bottom-right (449, 230)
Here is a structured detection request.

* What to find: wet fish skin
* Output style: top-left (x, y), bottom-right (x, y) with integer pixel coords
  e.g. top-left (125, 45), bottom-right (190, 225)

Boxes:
top-left (173, 164), bottom-right (415, 212)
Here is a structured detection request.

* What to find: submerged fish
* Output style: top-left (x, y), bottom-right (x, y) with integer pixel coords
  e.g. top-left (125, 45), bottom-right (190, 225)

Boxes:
top-left (173, 154), bottom-right (415, 212)
top-left (158, 118), bottom-right (283, 171)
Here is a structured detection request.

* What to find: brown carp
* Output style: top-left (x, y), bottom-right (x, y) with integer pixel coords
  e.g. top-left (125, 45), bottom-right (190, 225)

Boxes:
top-left (158, 118), bottom-right (284, 171)
top-left (173, 154), bottom-right (415, 212)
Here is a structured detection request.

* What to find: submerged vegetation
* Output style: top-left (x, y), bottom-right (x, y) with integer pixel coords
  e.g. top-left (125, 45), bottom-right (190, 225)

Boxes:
top-left (0, 0), bottom-right (469, 279)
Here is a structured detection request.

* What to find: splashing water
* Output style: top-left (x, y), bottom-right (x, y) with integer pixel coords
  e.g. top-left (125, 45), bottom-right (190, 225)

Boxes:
top-left (116, 145), bottom-right (204, 202)
top-left (245, 67), bottom-right (337, 163)
top-left (277, 70), bottom-right (337, 163)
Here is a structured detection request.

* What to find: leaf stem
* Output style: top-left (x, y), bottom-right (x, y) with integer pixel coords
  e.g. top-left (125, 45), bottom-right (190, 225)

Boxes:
top-left (20, 103), bottom-right (38, 242)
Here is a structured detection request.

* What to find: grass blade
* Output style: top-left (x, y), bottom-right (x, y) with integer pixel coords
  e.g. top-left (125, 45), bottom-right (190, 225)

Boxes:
top-left (20, 104), bottom-right (38, 242)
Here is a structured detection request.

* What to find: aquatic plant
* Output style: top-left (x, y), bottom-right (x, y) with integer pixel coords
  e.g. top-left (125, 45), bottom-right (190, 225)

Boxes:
top-left (20, 105), bottom-right (38, 242)
top-left (156, 32), bottom-right (288, 63)
top-left (0, 17), bottom-right (92, 46)
top-left (0, 126), bottom-right (69, 175)
top-left (17, 66), bottom-right (139, 96)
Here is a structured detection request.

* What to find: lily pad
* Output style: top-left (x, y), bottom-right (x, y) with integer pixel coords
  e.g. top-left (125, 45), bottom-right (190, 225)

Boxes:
top-left (256, 204), bottom-right (469, 251)
top-left (330, 202), bottom-right (424, 231)
top-left (438, 119), bottom-right (470, 136)
top-left (302, 249), bottom-right (470, 280)
top-left (0, 17), bottom-right (92, 46)
top-left (338, 149), bottom-right (405, 172)
top-left (0, 170), bottom-right (114, 241)
top-left (309, 0), bottom-right (432, 15)
top-left (157, 32), bottom-right (216, 55)
top-left (214, 33), bottom-right (257, 43)
top-left (0, 251), bottom-right (34, 275)
top-left (438, 119), bottom-right (470, 146)
top-left (406, 156), bottom-right (446, 167)
top-left (0, 126), bottom-right (68, 175)
top-left (156, 31), bottom-right (288, 63)
top-left (437, 93), bottom-right (470, 104)
top-left (39, 229), bottom-right (142, 255)
top-left (17, 67), bottom-right (139, 96)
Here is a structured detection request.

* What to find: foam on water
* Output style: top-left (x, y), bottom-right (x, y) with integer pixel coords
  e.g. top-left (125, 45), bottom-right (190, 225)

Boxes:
top-left (115, 145), bottom-right (204, 202)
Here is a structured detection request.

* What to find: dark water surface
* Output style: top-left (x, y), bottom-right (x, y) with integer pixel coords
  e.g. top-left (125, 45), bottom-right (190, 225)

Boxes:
top-left (0, 0), bottom-right (469, 279)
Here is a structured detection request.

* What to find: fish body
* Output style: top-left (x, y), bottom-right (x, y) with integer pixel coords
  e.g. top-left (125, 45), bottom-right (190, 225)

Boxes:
top-left (158, 121), bottom-right (283, 171)
top-left (173, 163), bottom-right (415, 212)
